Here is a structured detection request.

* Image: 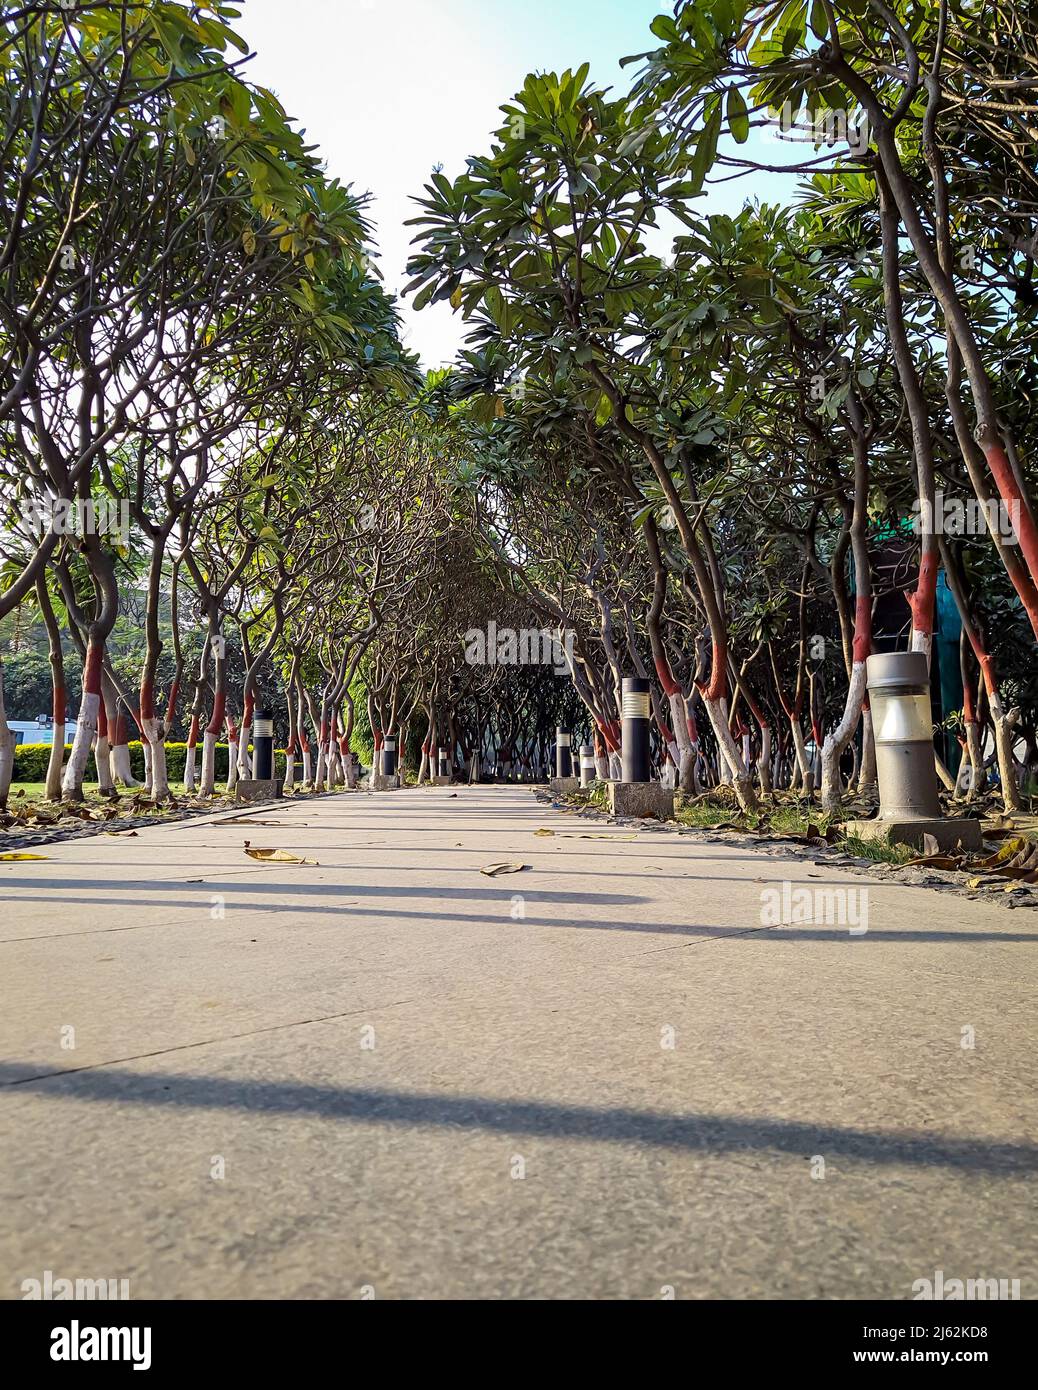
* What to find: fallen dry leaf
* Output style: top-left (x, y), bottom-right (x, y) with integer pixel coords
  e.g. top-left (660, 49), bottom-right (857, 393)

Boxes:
top-left (533, 828), bottom-right (555, 837)
top-left (244, 846), bottom-right (319, 865)
top-left (479, 862), bottom-right (527, 877)
top-left (0, 851), bottom-right (50, 860)
top-left (562, 832), bottom-right (638, 841)
top-left (905, 853), bottom-right (963, 871)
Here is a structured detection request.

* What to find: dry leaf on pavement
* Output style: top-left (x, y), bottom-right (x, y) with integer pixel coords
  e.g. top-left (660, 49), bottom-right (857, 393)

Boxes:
top-left (244, 845), bottom-right (319, 865)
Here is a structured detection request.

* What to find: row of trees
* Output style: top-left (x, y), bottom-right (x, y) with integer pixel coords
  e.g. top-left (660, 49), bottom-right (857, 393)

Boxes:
top-left (3, 1), bottom-right (1037, 819)
top-left (403, 0), bottom-right (1038, 812)
top-left (0, 2), bottom-right (433, 804)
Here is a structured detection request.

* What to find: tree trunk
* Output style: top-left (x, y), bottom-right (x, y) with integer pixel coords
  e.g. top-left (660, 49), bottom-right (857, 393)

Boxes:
top-left (857, 707), bottom-right (878, 796)
top-left (0, 661), bottom-right (16, 810)
top-left (94, 698), bottom-right (115, 794)
top-left (63, 640), bottom-right (104, 800)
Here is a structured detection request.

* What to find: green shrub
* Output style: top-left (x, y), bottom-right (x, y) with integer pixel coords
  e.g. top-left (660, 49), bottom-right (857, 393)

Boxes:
top-left (14, 740), bottom-right (287, 786)
top-left (13, 743), bottom-right (69, 782)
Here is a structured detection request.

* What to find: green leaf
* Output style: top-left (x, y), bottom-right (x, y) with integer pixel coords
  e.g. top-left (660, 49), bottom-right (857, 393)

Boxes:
top-left (690, 101), bottom-right (723, 194)
top-left (650, 15), bottom-right (681, 43)
top-left (727, 86), bottom-right (749, 144)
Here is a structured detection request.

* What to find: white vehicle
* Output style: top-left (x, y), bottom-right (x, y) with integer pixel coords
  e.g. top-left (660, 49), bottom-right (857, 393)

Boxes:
top-left (6, 719), bottom-right (78, 747)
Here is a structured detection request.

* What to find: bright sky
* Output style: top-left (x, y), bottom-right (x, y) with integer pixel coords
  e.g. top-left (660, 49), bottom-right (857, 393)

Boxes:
top-left (239, 0), bottom-right (793, 367)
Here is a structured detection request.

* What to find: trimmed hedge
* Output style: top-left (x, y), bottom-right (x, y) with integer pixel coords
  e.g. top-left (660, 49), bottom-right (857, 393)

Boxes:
top-left (14, 741), bottom-right (287, 785)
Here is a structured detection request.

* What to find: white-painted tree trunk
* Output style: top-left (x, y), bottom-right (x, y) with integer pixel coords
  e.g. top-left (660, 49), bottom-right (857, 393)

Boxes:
top-left (0, 663), bottom-right (15, 808)
top-left (284, 751), bottom-right (296, 790)
top-left (668, 692), bottom-right (696, 793)
top-left (237, 723), bottom-right (252, 781)
top-left (144, 716), bottom-right (171, 803)
top-left (963, 721), bottom-right (985, 800)
top-left (45, 721), bottom-right (66, 801)
top-left (93, 735), bottom-right (115, 794)
top-left (184, 742), bottom-right (198, 793)
top-left (757, 725), bottom-right (773, 795)
top-left (143, 722), bottom-right (172, 800)
top-left (110, 742), bottom-right (139, 788)
top-left (790, 719), bottom-right (812, 794)
top-left (954, 746), bottom-right (970, 798)
top-left (821, 660), bottom-right (868, 813)
top-left (63, 691), bottom-right (100, 800)
top-left (702, 696), bottom-right (756, 811)
top-left (857, 707), bottom-right (877, 795)
top-left (225, 739), bottom-right (239, 794)
top-left (991, 694), bottom-right (1022, 812)
top-left (934, 751), bottom-right (956, 792)
top-left (200, 731), bottom-right (218, 796)
top-left (301, 745), bottom-right (312, 784)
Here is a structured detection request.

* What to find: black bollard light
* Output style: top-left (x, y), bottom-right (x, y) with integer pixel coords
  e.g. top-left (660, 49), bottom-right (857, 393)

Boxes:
top-left (438, 749), bottom-right (449, 778)
top-left (381, 735), bottom-right (397, 778)
top-left (253, 709), bottom-right (274, 780)
top-left (620, 677), bottom-right (651, 783)
top-left (579, 744), bottom-right (596, 787)
top-left (555, 728), bottom-right (573, 778)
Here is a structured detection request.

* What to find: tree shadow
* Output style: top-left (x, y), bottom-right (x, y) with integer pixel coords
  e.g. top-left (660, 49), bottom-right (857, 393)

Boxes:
top-left (2, 1063), bottom-right (1033, 1175)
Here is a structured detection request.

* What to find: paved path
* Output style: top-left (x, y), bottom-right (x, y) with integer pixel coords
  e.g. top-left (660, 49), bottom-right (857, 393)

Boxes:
top-left (1, 786), bottom-right (1036, 1300)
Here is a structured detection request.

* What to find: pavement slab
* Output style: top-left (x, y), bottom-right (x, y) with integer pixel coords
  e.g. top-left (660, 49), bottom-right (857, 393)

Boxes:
top-left (1, 785), bottom-right (1035, 1299)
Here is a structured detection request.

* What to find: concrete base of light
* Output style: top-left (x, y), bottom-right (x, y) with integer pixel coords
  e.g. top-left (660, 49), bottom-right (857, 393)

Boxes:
top-left (431, 775), bottom-right (451, 786)
top-left (609, 782), bottom-right (674, 820)
top-left (235, 778), bottom-right (283, 802)
top-left (844, 817), bottom-right (983, 853)
top-left (371, 773), bottom-right (400, 791)
top-left (549, 777), bottom-right (580, 796)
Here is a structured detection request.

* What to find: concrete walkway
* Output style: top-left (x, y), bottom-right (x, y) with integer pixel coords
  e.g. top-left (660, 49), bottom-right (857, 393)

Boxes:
top-left (1, 786), bottom-right (1035, 1300)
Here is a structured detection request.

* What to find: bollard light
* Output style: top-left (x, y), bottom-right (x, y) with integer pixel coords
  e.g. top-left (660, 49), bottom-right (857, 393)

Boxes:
top-left (867, 652), bottom-right (940, 819)
top-left (438, 749), bottom-right (449, 778)
top-left (579, 744), bottom-right (596, 788)
top-left (620, 677), bottom-right (651, 783)
top-left (381, 735), bottom-right (397, 778)
top-left (555, 728), bottom-right (573, 779)
top-left (253, 710), bottom-right (274, 780)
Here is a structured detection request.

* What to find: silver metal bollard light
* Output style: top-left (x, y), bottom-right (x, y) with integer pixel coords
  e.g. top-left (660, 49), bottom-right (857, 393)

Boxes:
top-left (867, 651), bottom-right (940, 820)
top-left (579, 744), bottom-right (596, 788)
top-left (252, 710), bottom-right (274, 780)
